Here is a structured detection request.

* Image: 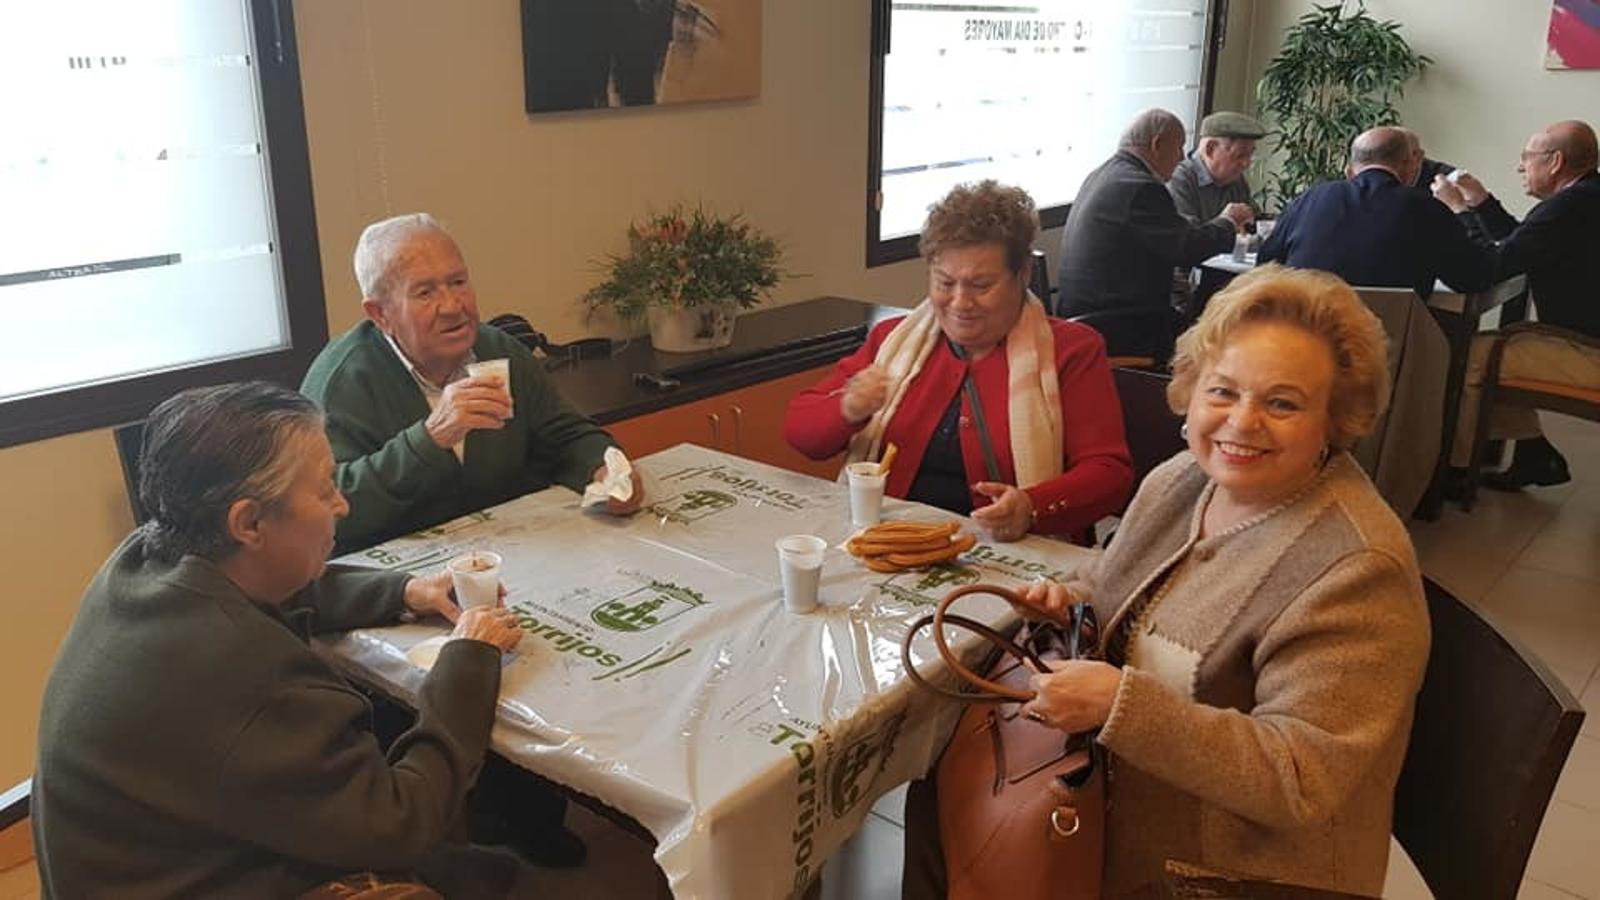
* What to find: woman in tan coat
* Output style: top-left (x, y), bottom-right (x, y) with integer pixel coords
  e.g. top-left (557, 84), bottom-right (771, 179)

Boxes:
top-left (903, 265), bottom-right (1431, 898)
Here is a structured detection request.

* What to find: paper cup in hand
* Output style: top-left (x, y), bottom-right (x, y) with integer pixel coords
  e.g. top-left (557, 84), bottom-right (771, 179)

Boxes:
top-left (845, 462), bottom-right (886, 527)
top-left (448, 551), bottom-right (502, 611)
top-left (466, 358), bottom-right (512, 417)
top-left (775, 535), bottom-right (826, 614)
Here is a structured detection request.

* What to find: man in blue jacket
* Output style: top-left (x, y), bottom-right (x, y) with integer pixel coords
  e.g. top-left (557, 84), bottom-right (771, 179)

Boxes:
top-left (1258, 126), bottom-right (1491, 298)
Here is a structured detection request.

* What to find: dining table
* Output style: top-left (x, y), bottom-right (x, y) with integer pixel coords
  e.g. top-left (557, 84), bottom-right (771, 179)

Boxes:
top-left (315, 443), bottom-right (1096, 899)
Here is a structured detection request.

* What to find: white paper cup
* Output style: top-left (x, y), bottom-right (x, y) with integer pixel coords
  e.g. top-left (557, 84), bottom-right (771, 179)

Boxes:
top-left (448, 551), bottom-right (503, 611)
top-left (845, 462), bottom-right (887, 527)
top-left (775, 534), bottom-right (826, 614)
top-left (466, 358), bottom-right (512, 416)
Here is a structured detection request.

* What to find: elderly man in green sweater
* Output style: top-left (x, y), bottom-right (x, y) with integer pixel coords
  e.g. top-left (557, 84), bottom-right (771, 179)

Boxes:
top-left (302, 212), bottom-right (643, 555)
top-left (302, 212), bottom-right (641, 867)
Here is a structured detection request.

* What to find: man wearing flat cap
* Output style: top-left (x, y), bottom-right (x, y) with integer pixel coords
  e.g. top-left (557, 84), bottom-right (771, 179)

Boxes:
top-left (1167, 111), bottom-right (1266, 224)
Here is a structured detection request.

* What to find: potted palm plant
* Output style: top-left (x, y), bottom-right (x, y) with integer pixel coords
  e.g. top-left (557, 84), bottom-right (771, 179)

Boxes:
top-left (1255, 1), bottom-right (1430, 212)
top-left (582, 205), bottom-right (788, 353)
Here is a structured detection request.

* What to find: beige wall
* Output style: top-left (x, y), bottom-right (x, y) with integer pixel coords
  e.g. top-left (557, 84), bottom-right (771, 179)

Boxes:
top-left (296, 0), bottom-right (929, 340)
top-left (0, 433), bottom-right (134, 783)
top-left (0, 0), bottom-right (938, 785)
top-left (1244, 0), bottom-right (1600, 217)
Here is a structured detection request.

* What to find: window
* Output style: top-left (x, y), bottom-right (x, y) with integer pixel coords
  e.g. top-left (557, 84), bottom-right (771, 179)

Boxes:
top-left (867, 0), bottom-right (1223, 265)
top-left (0, 0), bottom-right (325, 447)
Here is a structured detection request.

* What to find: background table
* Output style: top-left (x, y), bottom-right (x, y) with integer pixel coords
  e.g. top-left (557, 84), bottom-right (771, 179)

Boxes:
top-left (319, 445), bottom-right (1095, 899)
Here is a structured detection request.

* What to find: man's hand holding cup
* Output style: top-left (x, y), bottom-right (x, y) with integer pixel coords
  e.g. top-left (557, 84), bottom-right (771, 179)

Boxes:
top-left (425, 376), bottom-right (511, 449)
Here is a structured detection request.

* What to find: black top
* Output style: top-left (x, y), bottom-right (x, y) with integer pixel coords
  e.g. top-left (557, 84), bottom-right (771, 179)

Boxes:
top-left (1258, 168), bottom-right (1492, 297)
top-left (1415, 157), bottom-right (1456, 189)
top-left (1457, 171), bottom-right (1600, 337)
top-left (905, 391), bottom-right (973, 515)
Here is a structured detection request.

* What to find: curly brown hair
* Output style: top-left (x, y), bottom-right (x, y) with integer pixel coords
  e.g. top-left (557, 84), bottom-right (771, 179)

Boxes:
top-left (1167, 265), bottom-right (1391, 448)
top-left (918, 180), bottom-right (1039, 272)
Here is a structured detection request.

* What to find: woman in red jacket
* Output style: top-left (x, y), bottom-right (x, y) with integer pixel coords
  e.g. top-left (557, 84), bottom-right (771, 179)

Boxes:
top-left (784, 181), bottom-right (1133, 540)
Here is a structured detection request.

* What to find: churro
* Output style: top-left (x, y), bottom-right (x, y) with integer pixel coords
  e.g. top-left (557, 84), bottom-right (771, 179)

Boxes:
top-left (846, 521), bottom-right (973, 572)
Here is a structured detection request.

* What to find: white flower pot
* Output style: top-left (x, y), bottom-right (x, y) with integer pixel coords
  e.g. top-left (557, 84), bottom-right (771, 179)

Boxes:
top-left (647, 305), bottom-right (737, 353)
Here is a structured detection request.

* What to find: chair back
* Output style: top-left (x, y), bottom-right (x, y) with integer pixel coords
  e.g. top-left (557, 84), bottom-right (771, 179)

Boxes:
top-left (1349, 287), bottom-right (1448, 517)
top-left (1028, 248), bottom-right (1052, 313)
top-left (113, 420), bottom-right (149, 525)
top-left (1111, 367), bottom-right (1186, 488)
top-left (1392, 578), bottom-right (1585, 900)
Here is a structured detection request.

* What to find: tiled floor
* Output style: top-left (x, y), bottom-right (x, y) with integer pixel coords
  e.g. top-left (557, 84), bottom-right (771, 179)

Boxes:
top-left (547, 417), bottom-right (1600, 898)
top-left (3, 416), bottom-right (1595, 898)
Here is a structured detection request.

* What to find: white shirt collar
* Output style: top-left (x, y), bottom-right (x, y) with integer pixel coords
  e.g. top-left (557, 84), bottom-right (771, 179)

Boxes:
top-left (381, 331), bottom-right (475, 395)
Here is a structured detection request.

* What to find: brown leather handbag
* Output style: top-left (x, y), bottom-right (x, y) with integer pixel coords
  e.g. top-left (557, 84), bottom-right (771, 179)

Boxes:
top-left (902, 583), bottom-right (1105, 900)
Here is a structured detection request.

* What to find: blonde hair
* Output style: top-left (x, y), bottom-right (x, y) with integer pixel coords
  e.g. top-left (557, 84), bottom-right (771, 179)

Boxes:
top-left (1168, 265), bottom-right (1391, 448)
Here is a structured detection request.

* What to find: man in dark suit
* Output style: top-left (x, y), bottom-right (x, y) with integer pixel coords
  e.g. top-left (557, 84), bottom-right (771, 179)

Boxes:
top-left (1257, 126), bottom-right (1491, 298)
top-left (1057, 109), bottom-right (1253, 359)
top-left (1432, 119), bottom-right (1600, 491)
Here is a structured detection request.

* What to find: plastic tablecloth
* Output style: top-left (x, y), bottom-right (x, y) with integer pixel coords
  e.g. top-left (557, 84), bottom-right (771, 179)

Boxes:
top-left (320, 445), bottom-right (1096, 899)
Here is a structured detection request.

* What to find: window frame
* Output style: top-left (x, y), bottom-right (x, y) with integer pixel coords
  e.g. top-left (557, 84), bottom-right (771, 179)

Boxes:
top-left (0, 0), bottom-right (327, 448)
top-left (864, 0), bottom-right (1229, 268)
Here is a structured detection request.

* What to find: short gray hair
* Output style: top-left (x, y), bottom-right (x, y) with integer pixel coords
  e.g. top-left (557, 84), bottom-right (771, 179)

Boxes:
top-left (1120, 109), bottom-right (1184, 151)
top-left (138, 382), bottom-right (324, 562)
top-left (353, 212), bottom-right (450, 301)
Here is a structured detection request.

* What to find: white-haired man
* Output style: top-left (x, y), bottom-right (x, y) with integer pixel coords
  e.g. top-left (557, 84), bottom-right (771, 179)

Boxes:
top-left (1432, 120), bottom-right (1600, 491)
top-left (302, 214), bottom-right (645, 868)
top-left (302, 213), bottom-right (642, 554)
top-left (1166, 111), bottom-right (1264, 224)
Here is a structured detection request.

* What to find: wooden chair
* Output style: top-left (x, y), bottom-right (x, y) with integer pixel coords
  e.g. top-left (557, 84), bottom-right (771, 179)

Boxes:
top-left (1463, 322), bottom-right (1600, 509)
top-left (1111, 367), bottom-right (1186, 488)
top-left (1391, 578), bottom-right (1585, 900)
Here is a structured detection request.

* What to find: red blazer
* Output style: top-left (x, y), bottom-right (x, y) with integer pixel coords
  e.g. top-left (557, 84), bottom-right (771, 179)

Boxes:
top-left (785, 316), bottom-right (1133, 536)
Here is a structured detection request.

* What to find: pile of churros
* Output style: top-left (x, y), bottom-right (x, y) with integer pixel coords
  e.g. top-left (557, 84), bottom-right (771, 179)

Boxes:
top-left (845, 521), bottom-right (976, 573)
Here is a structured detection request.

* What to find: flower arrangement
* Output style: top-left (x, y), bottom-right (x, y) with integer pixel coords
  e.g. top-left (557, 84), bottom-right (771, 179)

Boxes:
top-left (582, 205), bottom-right (787, 323)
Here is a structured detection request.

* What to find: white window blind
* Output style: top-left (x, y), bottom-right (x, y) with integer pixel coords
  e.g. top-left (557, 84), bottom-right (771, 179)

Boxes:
top-left (877, 0), bottom-right (1212, 244)
top-left (0, 0), bottom-right (289, 404)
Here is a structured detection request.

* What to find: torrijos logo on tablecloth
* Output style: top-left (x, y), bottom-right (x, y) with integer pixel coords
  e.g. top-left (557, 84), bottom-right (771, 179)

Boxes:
top-left (875, 562), bottom-right (981, 607)
top-left (591, 577), bottom-right (708, 633)
top-left (647, 489), bottom-right (737, 525)
top-left (655, 462), bottom-right (814, 513)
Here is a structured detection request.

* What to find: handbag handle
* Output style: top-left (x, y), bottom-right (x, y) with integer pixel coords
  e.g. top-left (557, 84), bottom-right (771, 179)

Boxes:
top-left (902, 583), bottom-right (1052, 703)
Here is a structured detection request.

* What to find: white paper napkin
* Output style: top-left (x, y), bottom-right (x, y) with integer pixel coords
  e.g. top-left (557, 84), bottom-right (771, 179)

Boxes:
top-left (581, 446), bottom-right (635, 508)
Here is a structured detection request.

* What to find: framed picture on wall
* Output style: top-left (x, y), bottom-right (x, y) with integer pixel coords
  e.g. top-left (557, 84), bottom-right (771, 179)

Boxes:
top-left (1546, 0), bottom-right (1600, 69)
top-left (521, 0), bottom-right (762, 113)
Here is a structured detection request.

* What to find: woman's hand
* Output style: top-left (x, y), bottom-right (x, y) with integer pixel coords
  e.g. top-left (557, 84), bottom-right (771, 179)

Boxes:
top-left (404, 571), bottom-right (511, 623)
top-left (1010, 578), bottom-right (1076, 623)
top-left (970, 482), bottom-right (1034, 542)
top-left (840, 366), bottom-right (890, 423)
top-left (450, 606), bottom-right (524, 653)
top-left (403, 571), bottom-right (461, 623)
top-left (1022, 660), bottom-right (1122, 733)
